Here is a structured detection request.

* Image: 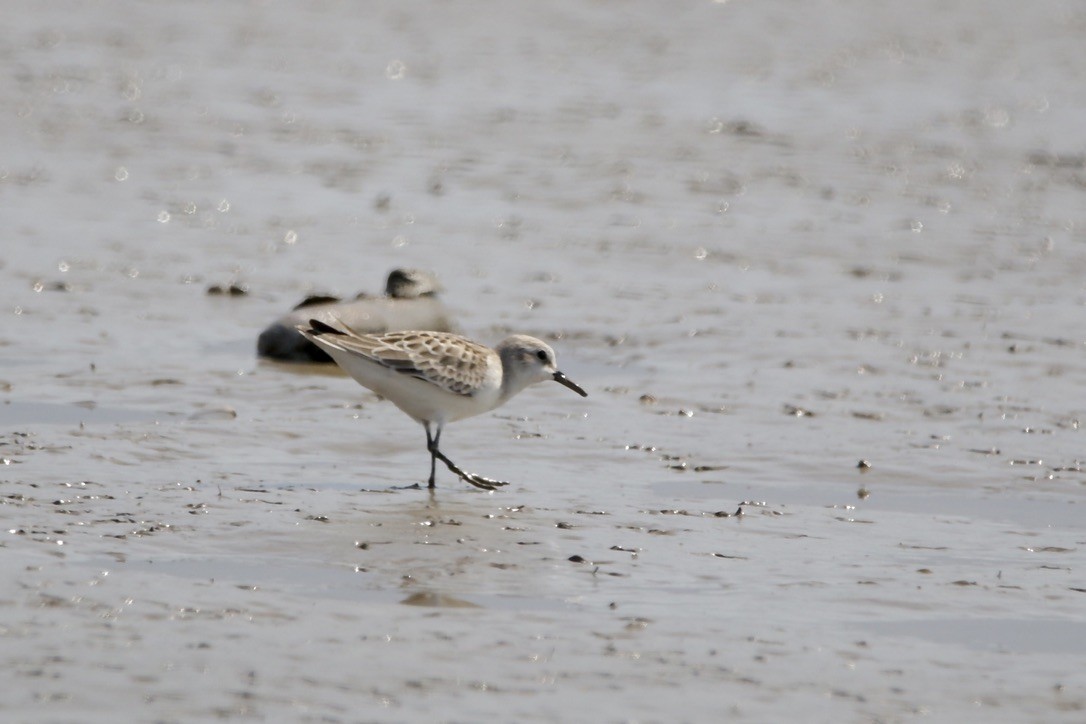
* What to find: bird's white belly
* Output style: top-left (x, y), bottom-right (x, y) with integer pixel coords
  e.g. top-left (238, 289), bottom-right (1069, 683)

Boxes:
top-left (327, 347), bottom-right (503, 425)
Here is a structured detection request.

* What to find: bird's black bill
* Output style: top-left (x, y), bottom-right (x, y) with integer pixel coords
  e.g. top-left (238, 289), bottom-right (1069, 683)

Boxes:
top-left (553, 371), bottom-right (588, 397)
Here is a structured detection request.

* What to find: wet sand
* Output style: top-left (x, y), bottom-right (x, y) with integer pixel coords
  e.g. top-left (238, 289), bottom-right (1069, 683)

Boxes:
top-left (3, 0), bottom-right (1086, 721)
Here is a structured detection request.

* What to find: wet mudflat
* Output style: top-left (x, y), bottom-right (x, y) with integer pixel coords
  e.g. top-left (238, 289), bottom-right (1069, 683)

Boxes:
top-left (2, 0), bottom-right (1086, 721)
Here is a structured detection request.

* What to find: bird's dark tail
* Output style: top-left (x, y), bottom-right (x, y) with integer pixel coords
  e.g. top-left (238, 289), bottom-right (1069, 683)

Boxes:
top-left (306, 319), bottom-right (347, 336)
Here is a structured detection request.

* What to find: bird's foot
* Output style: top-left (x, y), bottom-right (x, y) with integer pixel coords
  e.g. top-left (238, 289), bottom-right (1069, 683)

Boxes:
top-left (432, 450), bottom-right (510, 491)
top-left (459, 472), bottom-right (510, 491)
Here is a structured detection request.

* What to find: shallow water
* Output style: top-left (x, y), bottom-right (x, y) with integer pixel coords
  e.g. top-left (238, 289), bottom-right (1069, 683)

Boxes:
top-left (3, 0), bottom-right (1086, 721)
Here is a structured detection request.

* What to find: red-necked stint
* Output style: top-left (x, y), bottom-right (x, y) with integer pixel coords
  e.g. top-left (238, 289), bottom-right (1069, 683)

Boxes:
top-left (298, 319), bottom-right (587, 490)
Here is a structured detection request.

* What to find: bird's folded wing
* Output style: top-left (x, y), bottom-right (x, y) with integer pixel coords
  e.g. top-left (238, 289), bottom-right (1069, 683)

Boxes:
top-left (300, 322), bottom-right (490, 397)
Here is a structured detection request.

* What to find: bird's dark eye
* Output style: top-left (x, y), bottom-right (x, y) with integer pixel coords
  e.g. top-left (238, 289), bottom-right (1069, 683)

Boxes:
top-left (536, 350), bottom-right (549, 363)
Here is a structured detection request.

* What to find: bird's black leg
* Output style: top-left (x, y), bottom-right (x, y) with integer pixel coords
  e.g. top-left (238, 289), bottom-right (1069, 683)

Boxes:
top-left (425, 424), bottom-right (438, 489)
top-left (425, 425), bottom-right (509, 491)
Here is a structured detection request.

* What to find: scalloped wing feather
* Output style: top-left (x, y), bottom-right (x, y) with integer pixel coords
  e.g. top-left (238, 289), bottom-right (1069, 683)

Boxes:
top-left (328, 330), bottom-right (493, 397)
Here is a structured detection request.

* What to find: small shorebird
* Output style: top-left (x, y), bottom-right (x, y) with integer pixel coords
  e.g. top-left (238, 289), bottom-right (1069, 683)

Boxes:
top-left (297, 319), bottom-right (588, 490)
top-left (258, 269), bottom-right (454, 363)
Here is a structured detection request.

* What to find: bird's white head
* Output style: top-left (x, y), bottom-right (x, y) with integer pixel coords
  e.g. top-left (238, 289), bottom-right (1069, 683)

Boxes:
top-left (496, 335), bottom-right (588, 401)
